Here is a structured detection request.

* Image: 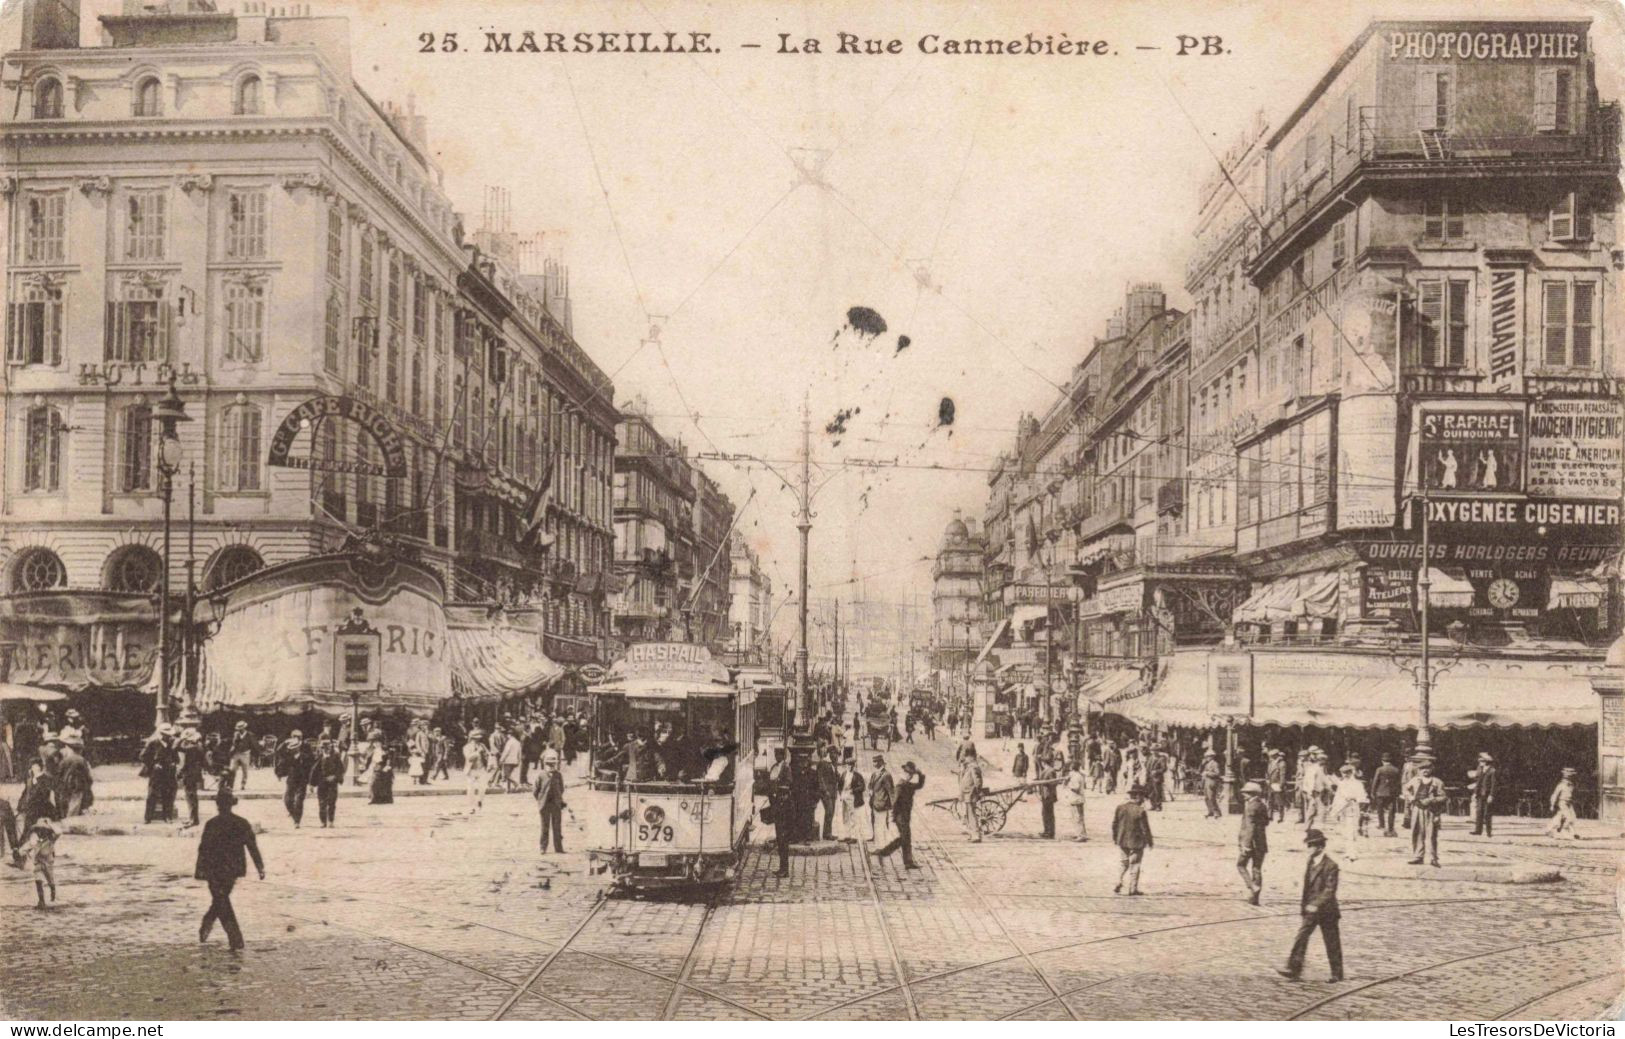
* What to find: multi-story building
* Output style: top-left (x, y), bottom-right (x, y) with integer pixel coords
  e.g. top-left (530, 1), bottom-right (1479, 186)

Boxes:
top-left (611, 398), bottom-right (695, 645)
top-left (726, 531), bottom-right (772, 662)
top-left (688, 467), bottom-right (734, 650)
top-left (0, 0), bottom-right (617, 734)
top-left (930, 509), bottom-right (985, 675)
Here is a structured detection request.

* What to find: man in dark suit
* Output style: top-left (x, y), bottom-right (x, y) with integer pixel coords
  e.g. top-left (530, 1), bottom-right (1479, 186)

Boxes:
top-left (195, 789), bottom-right (265, 951)
top-left (1112, 784), bottom-right (1153, 894)
top-left (867, 754), bottom-right (895, 846)
top-left (768, 748), bottom-right (793, 877)
top-left (309, 738), bottom-right (346, 828)
top-left (814, 747), bottom-right (841, 840)
top-left (274, 730), bottom-right (316, 828)
top-left (873, 761), bottom-right (925, 868)
top-left (1037, 753), bottom-right (1059, 839)
top-left (1279, 828), bottom-right (1342, 982)
top-left (1237, 781), bottom-right (1270, 904)
top-left (1470, 752), bottom-right (1498, 837)
top-left (141, 725), bottom-right (179, 824)
top-left (1370, 753), bottom-right (1402, 837)
top-left (533, 750), bottom-right (566, 853)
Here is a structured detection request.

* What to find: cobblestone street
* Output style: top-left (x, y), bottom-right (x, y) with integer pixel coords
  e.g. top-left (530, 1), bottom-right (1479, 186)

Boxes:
top-left (3, 736), bottom-right (1621, 1021)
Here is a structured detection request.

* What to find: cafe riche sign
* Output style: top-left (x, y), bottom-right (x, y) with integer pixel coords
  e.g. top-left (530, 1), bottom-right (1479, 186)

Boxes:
top-left (266, 395), bottom-right (408, 478)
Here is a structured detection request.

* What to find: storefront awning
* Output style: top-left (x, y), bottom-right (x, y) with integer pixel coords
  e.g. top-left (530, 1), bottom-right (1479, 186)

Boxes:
top-left (445, 618), bottom-right (563, 704)
top-left (0, 592), bottom-right (158, 692)
top-left (1425, 568), bottom-right (1475, 608)
top-left (1080, 667), bottom-right (1143, 706)
top-left (1552, 576), bottom-right (1606, 609)
top-left (1076, 532), bottom-right (1136, 569)
top-left (1010, 605), bottom-right (1049, 630)
top-left (1124, 649), bottom-right (1604, 730)
top-left (973, 618), bottom-right (1009, 669)
top-left (1234, 572), bottom-right (1340, 625)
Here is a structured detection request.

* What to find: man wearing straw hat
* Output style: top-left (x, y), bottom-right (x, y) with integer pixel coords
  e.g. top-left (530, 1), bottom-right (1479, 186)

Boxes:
top-left (1237, 781), bottom-right (1270, 905)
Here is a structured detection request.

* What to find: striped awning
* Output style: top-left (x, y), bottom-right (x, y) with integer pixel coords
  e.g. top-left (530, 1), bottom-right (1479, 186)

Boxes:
top-left (444, 613), bottom-right (562, 703)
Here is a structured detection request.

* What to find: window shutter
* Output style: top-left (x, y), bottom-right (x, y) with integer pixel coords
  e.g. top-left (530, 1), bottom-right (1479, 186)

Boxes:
top-left (1415, 71), bottom-right (1439, 131)
top-left (1550, 192), bottom-right (1574, 240)
top-left (105, 301), bottom-right (118, 361)
top-left (1574, 195), bottom-right (1593, 241)
top-left (1535, 68), bottom-right (1558, 132)
top-left (48, 409), bottom-right (63, 491)
top-left (46, 298), bottom-right (61, 366)
top-left (159, 300), bottom-right (174, 362)
top-left (1554, 69), bottom-right (1572, 133)
top-left (1571, 282), bottom-right (1595, 367)
top-left (1543, 281), bottom-right (1569, 366)
top-left (1447, 280), bottom-right (1469, 366)
top-left (1424, 202), bottom-right (1442, 239)
top-left (1418, 280), bottom-right (1443, 367)
top-left (6, 303), bottom-right (19, 362)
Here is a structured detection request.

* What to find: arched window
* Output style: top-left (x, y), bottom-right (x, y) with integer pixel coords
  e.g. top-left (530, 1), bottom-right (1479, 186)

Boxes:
top-left (33, 77), bottom-right (63, 119)
top-left (104, 545), bottom-right (163, 594)
top-left (10, 547), bottom-right (67, 593)
top-left (234, 74), bottom-right (261, 115)
top-left (133, 76), bottom-right (161, 117)
top-left (204, 545), bottom-right (264, 592)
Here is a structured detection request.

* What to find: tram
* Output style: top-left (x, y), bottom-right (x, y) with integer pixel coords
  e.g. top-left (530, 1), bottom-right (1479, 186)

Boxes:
top-left (583, 642), bottom-right (757, 891)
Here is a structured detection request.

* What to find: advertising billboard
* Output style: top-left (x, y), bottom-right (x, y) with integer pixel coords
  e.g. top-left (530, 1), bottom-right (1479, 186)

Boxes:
top-left (1418, 407), bottom-right (1524, 494)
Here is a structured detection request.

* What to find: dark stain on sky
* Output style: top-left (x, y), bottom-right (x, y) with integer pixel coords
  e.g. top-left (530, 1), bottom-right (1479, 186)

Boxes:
top-left (845, 306), bottom-right (888, 339)
top-left (826, 406), bottom-right (860, 439)
top-left (938, 397), bottom-right (956, 427)
top-left (895, 334), bottom-right (911, 354)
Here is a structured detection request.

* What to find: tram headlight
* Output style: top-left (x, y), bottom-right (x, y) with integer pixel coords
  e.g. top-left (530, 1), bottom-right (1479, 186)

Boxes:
top-left (643, 805), bottom-right (666, 827)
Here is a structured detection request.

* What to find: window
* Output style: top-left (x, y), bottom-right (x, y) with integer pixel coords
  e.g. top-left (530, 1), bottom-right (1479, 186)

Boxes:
top-left (1423, 199), bottom-right (1465, 241)
top-left (10, 548), bottom-right (66, 592)
top-left (358, 234), bottom-right (375, 305)
top-left (124, 191), bottom-right (167, 261)
top-left (23, 404), bottom-right (63, 492)
top-left (326, 208), bottom-right (344, 280)
top-left (385, 330), bottom-right (399, 403)
top-left (1549, 191), bottom-right (1593, 242)
top-left (118, 402), bottom-right (153, 492)
top-left (133, 76), bottom-right (161, 117)
top-left (234, 75), bottom-right (262, 116)
top-left (452, 376), bottom-right (465, 445)
top-left (204, 545), bottom-right (264, 591)
top-left (222, 279), bottom-right (266, 362)
top-left (1542, 280), bottom-right (1597, 369)
top-left (224, 190), bottom-right (267, 259)
top-left (387, 253), bottom-right (402, 325)
top-left (7, 281), bottom-right (64, 365)
top-left (356, 317), bottom-right (374, 389)
top-left (33, 77), bottom-right (62, 119)
top-left (1330, 216), bottom-right (1347, 267)
top-left (1417, 278), bottom-right (1469, 367)
top-left (1536, 67), bottom-right (1573, 133)
top-left (1415, 69), bottom-right (1451, 131)
top-left (22, 191), bottom-right (67, 264)
top-left (1292, 335), bottom-right (1307, 394)
top-left (106, 283), bottom-right (172, 363)
top-left (471, 384), bottom-right (484, 450)
top-left (411, 276), bottom-right (427, 340)
top-left (410, 345), bottom-right (424, 414)
top-left (105, 545), bottom-right (162, 593)
top-left (217, 404), bottom-right (263, 492)
top-left (324, 288), bottom-right (344, 375)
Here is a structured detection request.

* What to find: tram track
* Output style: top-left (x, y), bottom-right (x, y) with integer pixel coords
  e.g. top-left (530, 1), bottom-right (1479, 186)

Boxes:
top-left (853, 822), bottom-right (923, 1020)
top-left (1494, 971), bottom-right (1622, 1020)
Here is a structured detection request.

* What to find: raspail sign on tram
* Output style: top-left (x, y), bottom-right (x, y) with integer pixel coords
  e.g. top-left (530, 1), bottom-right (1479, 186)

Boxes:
top-left (609, 641), bottom-right (731, 685)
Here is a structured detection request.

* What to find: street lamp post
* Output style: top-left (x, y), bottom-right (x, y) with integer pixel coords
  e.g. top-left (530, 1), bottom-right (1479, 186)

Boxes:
top-left (151, 382), bottom-right (191, 727)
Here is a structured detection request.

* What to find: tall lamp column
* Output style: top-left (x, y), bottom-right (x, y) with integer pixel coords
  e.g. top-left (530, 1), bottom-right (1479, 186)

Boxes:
top-left (151, 382), bottom-right (191, 727)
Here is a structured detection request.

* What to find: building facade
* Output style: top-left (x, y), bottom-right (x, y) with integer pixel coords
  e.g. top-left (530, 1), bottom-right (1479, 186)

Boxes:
top-left (688, 467), bottom-right (735, 651)
top-left (0, 0), bottom-right (617, 733)
top-left (611, 399), bottom-right (694, 645)
top-left (726, 532), bottom-right (773, 663)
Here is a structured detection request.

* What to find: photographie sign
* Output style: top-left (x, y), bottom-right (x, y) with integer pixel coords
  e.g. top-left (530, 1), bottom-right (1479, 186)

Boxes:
top-left (1526, 398), bottom-right (1623, 499)
top-left (1418, 408), bottom-right (1524, 494)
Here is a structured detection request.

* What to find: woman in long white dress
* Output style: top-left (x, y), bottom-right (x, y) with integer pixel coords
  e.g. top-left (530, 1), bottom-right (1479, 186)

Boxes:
top-left (1330, 763), bottom-right (1366, 858)
top-left (463, 729), bottom-right (491, 814)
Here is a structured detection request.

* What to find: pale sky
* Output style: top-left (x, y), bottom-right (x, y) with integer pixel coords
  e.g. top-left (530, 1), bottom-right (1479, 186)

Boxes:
top-left (63, 0), bottom-right (1625, 655)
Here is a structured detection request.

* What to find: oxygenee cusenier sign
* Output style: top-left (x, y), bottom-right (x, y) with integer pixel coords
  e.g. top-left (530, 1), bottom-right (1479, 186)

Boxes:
top-left (267, 395), bottom-right (409, 478)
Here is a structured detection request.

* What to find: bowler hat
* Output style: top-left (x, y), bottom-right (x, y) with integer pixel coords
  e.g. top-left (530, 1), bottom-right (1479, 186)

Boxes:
top-left (1304, 828), bottom-right (1328, 846)
top-left (215, 788), bottom-right (238, 807)
top-left (1128, 784), bottom-right (1146, 797)
top-left (872, 754), bottom-right (885, 765)
top-left (1561, 767), bottom-right (1578, 775)
top-left (902, 761), bottom-right (917, 773)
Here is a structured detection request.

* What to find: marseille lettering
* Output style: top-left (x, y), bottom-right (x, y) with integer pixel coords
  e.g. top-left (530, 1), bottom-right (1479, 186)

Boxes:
top-left (1388, 30), bottom-right (1580, 60)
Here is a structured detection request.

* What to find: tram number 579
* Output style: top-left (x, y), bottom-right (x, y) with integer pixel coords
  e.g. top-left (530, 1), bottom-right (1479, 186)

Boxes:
top-left (637, 805), bottom-right (675, 843)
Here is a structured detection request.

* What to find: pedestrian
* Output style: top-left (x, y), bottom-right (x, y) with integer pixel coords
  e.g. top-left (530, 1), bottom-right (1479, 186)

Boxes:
top-left (56, 736), bottom-right (94, 817)
top-left (364, 730), bottom-right (394, 805)
top-left (955, 732), bottom-right (978, 767)
top-left (1064, 755), bottom-right (1089, 841)
top-left (836, 749), bottom-right (867, 842)
top-left (463, 729), bottom-right (490, 814)
top-left (815, 747), bottom-right (840, 841)
top-left (1201, 750), bottom-right (1223, 819)
top-left (1147, 749), bottom-right (1166, 811)
top-left (0, 794), bottom-right (20, 867)
top-left (140, 724), bottom-right (179, 824)
top-left (1547, 767), bottom-right (1580, 839)
top-left (1370, 753), bottom-right (1401, 837)
top-left (309, 738), bottom-right (345, 827)
top-left (19, 818), bottom-right (58, 909)
top-left (868, 754), bottom-right (895, 845)
top-left (1237, 780), bottom-right (1269, 905)
top-left (431, 727), bottom-right (453, 780)
top-left (959, 757), bottom-right (984, 843)
top-left (768, 748), bottom-right (793, 878)
top-left (1011, 742), bottom-right (1029, 782)
top-left (1330, 763), bottom-right (1364, 859)
top-left (533, 749), bottom-right (566, 853)
top-left (195, 789), bottom-right (265, 952)
top-left (1469, 752), bottom-right (1498, 837)
top-left (227, 721), bottom-right (254, 790)
top-left (17, 758), bottom-right (62, 837)
top-left (1036, 753), bottom-right (1059, 839)
top-left (1277, 828), bottom-right (1343, 983)
top-left (58, 709), bottom-right (88, 764)
top-left (409, 722), bottom-right (430, 787)
top-left (1406, 757), bottom-right (1446, 867)
top-left (873, 761), bottom-right (925, 868)
top-left (498, 726), bottom-right (523, 791)
top-left (177, 722), bottom-right (206, 827)
top-left (1267, 749), bottom-right (1288, 823)
top-left (1111, 784), bottom-right (1153, 895)
top-left (274, 730), bottom-right (315, 827)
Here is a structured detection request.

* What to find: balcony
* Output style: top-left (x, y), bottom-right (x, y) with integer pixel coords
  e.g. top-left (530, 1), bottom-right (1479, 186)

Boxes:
top-left (1401, 369), bottom-right (1487, 396)
top-left (1077, 497), bottom-right (1132, 544)
top-left (459, 530), bottom-right (526, 568)
top-left (1255, 104), bottom-right (1619, 271)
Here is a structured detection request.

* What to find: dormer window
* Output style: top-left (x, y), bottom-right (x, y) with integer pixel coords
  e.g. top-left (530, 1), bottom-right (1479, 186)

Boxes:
top-left (234, 75), bottom-right (262, 116)
top-left (133, 77), bottom-right (162, 117)
top-left (33, 78), bottom-right (63, 119)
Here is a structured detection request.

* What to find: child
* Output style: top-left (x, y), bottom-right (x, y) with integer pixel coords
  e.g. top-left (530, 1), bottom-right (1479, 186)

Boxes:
top-left (20, 818), bottom-right (58, 909)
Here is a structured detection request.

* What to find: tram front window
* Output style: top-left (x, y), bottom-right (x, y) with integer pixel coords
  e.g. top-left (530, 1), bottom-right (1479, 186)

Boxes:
top-left (591, 694), bottom-right (737, 788)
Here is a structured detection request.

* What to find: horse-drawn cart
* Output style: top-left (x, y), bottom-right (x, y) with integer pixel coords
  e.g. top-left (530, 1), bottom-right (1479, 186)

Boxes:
top-left (927, 777), bottom-right (1061, 834)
